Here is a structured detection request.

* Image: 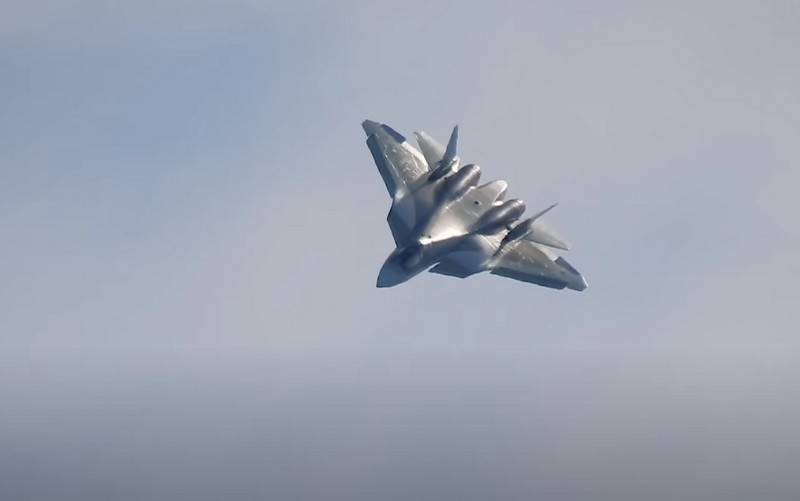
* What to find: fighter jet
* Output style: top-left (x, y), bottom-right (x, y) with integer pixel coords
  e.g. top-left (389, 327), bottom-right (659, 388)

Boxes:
top-left (363, 120), bottom-right (587, 291)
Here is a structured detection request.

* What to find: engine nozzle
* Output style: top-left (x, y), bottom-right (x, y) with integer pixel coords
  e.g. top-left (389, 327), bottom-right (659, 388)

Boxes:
top-left (473, 198), bottom-right (526, 234)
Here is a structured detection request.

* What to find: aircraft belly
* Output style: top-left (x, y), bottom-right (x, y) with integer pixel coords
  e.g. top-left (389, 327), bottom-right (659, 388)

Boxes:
top-left (365, 120), bottom-right (587, 292)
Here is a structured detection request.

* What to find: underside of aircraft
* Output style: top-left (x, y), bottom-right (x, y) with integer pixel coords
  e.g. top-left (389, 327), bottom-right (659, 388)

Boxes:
top-left (363, 120), bottom-right (587, 292)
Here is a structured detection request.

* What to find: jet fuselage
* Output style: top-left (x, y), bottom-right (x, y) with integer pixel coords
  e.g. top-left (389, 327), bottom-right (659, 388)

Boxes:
top-left (363, 119), bottom-right (588, 291)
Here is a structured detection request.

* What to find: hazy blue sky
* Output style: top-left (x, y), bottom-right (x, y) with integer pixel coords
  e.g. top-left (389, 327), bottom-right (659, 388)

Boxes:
top-left (2, 1), bottom-right (799, 500)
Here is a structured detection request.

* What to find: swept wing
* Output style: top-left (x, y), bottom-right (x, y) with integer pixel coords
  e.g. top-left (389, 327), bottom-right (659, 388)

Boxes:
top-left (490, 240), bottom-right (587, 290)
top-left (363, 120), bottom-right (429, 198)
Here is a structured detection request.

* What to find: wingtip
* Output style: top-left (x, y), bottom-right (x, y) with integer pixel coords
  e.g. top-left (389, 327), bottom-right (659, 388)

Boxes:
top-left (362, 119), bottom-right (382, 136)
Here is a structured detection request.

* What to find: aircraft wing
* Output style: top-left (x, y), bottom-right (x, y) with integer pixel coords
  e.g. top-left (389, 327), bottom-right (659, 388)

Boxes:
top-left (490, 240), bottom-right (587, 290)
top-left (363, 120), bottom-right (429, 198)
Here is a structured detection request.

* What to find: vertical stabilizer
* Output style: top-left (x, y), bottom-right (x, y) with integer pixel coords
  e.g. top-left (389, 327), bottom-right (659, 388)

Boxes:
top-left (414, 130), bottom-right (446, 168)
top-left (428, 126), bottom-right (461, 180)
top-left (443, 125), bottom-right (458, 165)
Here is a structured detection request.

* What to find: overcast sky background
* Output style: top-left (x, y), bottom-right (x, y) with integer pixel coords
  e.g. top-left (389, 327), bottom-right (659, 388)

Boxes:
top-left (2, 1), bottom-right (799, 500)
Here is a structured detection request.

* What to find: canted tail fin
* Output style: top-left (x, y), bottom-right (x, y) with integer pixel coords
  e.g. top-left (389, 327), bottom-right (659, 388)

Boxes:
top-left (443, 125), bottom-right (458, 165)
top-left (427, 126), bottom-right (460, 180)
top-left (500, 204), bottom-right (571, 251)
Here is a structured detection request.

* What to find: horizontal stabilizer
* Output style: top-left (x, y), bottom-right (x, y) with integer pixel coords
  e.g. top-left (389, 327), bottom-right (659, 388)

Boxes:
top-left (414, 130), bottom-right (445, 168)
top-left (525, 221), bottom-right (570, 251)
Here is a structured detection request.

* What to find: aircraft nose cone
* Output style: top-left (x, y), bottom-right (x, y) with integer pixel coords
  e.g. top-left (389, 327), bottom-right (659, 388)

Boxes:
top-left (376, 259), bottom-right (405, 288)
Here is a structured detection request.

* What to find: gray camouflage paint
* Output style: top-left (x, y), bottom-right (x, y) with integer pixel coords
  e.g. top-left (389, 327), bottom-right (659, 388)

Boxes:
top-left (365, 120), bottom-right (587, 290)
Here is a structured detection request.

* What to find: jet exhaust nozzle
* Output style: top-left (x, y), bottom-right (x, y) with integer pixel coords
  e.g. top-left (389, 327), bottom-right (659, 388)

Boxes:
top-left (500, 203), bottom-right (557, 244)
top-left (438, 163), bottom-right (481, 201)
top-left (502, 218), bottom-right (537, 246)
top-left (474, 199), bottom-right (526, 233)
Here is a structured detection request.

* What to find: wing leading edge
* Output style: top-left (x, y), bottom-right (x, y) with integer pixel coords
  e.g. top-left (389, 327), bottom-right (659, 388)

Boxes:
top-left (363, 120), bottom-right (429, 198)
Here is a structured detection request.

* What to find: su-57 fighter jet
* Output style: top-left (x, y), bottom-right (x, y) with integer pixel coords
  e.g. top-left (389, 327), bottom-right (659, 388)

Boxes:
top-left (363, 120), bottom-right (587, 291)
